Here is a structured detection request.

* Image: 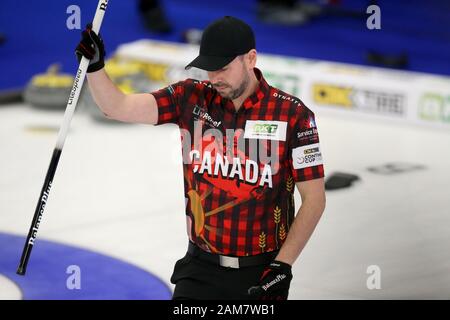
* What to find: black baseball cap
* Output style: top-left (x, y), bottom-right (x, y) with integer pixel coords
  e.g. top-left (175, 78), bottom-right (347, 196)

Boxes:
top-left (185, 16), bottom-right (256, 71)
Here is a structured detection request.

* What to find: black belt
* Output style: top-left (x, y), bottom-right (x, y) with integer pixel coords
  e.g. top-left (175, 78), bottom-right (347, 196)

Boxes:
top-left (187, 241), bottom-right (278, 269)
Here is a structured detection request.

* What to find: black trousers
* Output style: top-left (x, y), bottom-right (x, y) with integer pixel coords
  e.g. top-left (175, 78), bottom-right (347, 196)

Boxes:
top-left (170, 252), bottom-right (269, 300)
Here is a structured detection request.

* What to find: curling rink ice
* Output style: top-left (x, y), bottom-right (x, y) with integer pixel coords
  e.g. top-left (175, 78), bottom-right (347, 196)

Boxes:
top-left (1, 97), bottom-right (450, 300)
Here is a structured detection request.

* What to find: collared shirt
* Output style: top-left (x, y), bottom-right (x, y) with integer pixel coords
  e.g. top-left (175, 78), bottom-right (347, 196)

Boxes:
top-left (152, 68), bottom-right (324, 256)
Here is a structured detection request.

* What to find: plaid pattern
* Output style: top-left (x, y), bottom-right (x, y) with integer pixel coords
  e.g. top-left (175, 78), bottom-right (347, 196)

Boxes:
top-left (152, 68), bottom-right (324, 256)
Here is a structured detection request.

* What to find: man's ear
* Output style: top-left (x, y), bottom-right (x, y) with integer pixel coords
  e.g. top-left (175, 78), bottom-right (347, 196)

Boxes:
top-left (246, 49), bottom-right (257, 69)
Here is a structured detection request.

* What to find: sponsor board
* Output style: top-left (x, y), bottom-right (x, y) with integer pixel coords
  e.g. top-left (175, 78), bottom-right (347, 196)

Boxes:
top-left (312, 83), bottom-right (406, 117)
top-left (114, 39), bottom-right (450, 130)
top-left (263, 72), bottom-right (301, 96)
top-left (418, 93), bottom-right (450, 124)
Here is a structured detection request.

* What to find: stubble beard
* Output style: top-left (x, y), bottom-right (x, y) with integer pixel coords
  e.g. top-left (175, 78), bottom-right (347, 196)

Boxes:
top-left (220, 71), bottom-right (250, 101)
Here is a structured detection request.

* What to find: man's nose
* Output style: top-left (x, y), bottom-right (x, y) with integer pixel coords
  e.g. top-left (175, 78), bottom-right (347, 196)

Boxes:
top-left (208, 70), bottom-right (221, 83)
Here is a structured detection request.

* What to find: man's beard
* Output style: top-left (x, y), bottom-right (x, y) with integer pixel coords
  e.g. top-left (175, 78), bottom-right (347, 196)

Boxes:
top-left (216, 72), bottom-right (250, 100)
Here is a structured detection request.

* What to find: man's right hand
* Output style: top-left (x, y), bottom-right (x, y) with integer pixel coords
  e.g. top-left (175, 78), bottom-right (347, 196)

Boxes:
top-left (76, 23), bottom-right (158, 125)
top-left (75, 23), bottom-right (106, 73)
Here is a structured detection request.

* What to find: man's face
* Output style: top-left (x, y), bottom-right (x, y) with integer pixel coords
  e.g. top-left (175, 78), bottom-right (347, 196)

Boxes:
top-left (207, 55), bottom-right (251, 100)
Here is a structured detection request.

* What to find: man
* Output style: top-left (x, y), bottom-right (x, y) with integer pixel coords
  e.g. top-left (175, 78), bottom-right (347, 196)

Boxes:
top-left (76, 16), bottom-right (326, 300)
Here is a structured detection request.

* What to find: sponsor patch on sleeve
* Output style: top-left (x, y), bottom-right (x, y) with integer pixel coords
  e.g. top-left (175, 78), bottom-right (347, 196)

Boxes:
top-left (292, 143), bottom-right (323, 169)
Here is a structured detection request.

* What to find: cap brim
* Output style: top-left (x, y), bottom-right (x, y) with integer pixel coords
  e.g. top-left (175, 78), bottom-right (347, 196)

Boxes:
top-left (185, 55), bottom-right (236, 71)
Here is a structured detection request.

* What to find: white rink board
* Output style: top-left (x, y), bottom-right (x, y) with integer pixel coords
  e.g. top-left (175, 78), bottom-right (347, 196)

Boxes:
top-left (115, 39), bottom-right (450, 131)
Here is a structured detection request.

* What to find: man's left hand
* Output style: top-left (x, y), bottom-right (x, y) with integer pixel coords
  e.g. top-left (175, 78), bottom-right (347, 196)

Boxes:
top-left (247, 260), bottom-right (293, 300)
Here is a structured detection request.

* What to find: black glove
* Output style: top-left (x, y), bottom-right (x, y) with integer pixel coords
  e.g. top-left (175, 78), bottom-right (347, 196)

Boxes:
top-left (75, 23), bottom-right (105, 73)
top-left (247, 260), bottom-right (293, 300)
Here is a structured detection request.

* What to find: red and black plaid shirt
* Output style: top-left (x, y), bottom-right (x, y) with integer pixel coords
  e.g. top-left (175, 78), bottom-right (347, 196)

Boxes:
top-left (152, 68), bottom-right (324, 256)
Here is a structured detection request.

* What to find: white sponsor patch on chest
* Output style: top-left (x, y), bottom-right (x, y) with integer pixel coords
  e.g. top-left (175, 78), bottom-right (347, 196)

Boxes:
top-left (244, 120), bottom-right (287, 141)
top-left (292, 143), bottom-right (323, 169)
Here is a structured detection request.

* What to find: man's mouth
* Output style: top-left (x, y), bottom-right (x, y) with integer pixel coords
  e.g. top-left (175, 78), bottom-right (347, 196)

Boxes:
top-left (214, 84), bottom-right (228, 90)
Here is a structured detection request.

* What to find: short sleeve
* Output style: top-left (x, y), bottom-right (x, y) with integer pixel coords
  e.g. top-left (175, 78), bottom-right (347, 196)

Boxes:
top-left (151, 81), bottom-right (185, 126)
top-left (288, 109), bottom-right (325, 182)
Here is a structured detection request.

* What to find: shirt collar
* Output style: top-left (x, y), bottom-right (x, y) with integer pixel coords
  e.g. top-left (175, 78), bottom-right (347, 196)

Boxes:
top-left (216, 68), bottom-right (270, 112)
top-left (242, 68), bottom-right (270, 110)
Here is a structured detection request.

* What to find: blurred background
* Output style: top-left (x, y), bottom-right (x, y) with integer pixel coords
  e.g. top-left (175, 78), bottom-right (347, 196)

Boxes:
top-left (0, 0), bottom-right (449, 300)
top-left (1, 0), bottom-right (450, 93)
